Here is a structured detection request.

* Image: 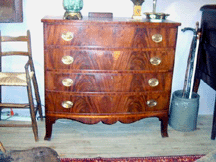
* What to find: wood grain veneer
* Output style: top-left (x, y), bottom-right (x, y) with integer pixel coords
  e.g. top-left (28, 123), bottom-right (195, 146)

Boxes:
top-left (42, 16), bottom-right (180, 140)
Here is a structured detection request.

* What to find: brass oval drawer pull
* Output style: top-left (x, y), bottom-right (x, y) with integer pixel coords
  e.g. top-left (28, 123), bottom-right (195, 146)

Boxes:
top-left (147, 100), bottom-right (157, 107)
top-left (62, 78), bottom-right (73, 87)
top-left (150, 57), bottom-right (161, 66)
top-left (148, 78), bottom-right (159, 87)
top-left (62, 101), bottom-right (73, 109)
top-left (62, 56), bottom-right (74, 65)
top-left (152, 34), bottom-right (163, 43)
top-left (61, 32), bottom-right (74, 41)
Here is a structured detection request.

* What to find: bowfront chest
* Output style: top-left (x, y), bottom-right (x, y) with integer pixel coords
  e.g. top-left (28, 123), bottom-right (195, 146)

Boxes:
top-left (42, 16), bottom-right (180, 140)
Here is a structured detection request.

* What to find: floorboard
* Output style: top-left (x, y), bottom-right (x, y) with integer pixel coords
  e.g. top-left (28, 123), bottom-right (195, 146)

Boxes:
top-left (1, 115), bottom-right (216, 158)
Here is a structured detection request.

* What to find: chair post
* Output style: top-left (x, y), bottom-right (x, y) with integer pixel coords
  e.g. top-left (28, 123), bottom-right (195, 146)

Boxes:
top-left (32, 74), bottom-right (43, 121)
top-left (0, 31), bottom-right (2, 120)
top-left (27, 31), bottom-right (43, 121)
top-left (25, 64), bottom-right (39, 141)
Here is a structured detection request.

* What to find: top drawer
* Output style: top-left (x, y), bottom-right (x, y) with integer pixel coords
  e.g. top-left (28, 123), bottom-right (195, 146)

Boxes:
top-left (44, 24), bottom-right (178, 48)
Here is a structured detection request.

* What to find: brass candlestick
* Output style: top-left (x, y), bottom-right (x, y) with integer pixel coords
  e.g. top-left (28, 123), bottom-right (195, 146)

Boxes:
top-left (131, 0), bottom-right (145, 20)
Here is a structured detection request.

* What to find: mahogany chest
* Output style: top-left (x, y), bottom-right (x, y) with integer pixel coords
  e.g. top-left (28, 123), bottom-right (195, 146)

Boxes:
top-left (41, 16), bottom-right (180, 140)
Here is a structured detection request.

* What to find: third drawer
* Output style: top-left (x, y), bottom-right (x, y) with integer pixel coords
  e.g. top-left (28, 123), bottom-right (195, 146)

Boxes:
top-left (45, 72), bottom-right (173, 92)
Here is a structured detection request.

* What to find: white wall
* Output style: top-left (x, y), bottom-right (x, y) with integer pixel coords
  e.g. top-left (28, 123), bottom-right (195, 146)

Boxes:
top-left (0, 0), bottom-right (215, 117)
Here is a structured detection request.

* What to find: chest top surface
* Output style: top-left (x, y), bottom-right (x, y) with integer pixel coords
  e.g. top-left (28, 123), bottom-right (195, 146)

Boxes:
top-left (41, 16), bottom-right (181, 27)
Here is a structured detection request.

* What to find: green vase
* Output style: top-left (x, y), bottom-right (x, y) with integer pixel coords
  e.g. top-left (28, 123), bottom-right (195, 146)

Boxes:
top-left (63, 0), bottom-right (83, 20)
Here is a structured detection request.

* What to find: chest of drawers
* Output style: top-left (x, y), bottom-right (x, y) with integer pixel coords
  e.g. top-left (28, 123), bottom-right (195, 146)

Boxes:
top-left (42, 16), bottom-right (180, 140)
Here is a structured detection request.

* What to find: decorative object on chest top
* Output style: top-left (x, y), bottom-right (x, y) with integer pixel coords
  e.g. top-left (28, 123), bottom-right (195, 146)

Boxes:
top-left (42, 16), bottom-right (180, 140)
top-left (144, 0), bottom-right (169, 22)
top-left (131, 0), bottom-right (145, 20)
top-left (63, 0), bottom-right (83, 20)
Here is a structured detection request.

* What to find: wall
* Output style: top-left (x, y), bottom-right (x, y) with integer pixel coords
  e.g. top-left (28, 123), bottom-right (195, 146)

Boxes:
top-left (0, 0), bottom-right (215, 117)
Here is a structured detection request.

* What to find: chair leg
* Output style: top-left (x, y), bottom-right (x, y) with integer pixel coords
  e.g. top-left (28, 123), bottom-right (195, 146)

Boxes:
top-left (0, 142), bottom-right (6, 153)
top-left (27, 82), bottom-right (39, 142)
top-left (0, 108), bottom-right (2, 120)
top-left (0, 86), bottom-right (2, 121)
top-left (32, 76), bottom-right (43, 121)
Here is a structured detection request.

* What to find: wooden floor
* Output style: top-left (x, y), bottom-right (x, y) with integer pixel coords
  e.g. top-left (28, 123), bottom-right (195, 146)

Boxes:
top-left (1, 115), bottom-right (216, 158)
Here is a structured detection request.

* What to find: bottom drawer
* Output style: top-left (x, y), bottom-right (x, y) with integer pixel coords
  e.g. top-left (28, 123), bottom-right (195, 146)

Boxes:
top-left (45, 91), bottom-right (170, 114)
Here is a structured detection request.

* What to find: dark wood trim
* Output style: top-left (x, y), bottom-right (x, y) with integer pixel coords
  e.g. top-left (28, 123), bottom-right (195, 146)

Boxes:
top-left (0, 0), bottom-right (23, 23)
top-left (211, 96), bottom-right (216, 140)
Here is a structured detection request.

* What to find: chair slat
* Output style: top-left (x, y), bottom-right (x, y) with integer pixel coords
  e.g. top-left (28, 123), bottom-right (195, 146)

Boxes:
top-left (1, 51), bottom-right (29, 56)
top-left (0, 124), bottom-right (32, 127)
top-left (1, 36), bottom-right (28, 42)
top-left (0, 103), bottom-right (29, 108)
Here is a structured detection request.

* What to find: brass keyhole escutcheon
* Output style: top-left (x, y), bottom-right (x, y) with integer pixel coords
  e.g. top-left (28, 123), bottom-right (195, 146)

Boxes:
top-left (62, 56), bottom-right (74, 65)
top-left (150, 57), bottom-right (161, 66)
top-left (148, 78), bottom-right (159, 87)
top-left (62, 101), bottom-right (73, 109)
top-left (61, 32), bottom-right (74, 41)
top-left (147, 100), bottom-right (157, 107)
top-left (152, 34), bottom-right (163, 43)
top-left (62, 78), bottom-right (73, 87)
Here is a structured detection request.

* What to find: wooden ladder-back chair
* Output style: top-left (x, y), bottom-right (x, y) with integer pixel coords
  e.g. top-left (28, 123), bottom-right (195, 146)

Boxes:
top-left (0, 30), bottom-right (43, 141)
